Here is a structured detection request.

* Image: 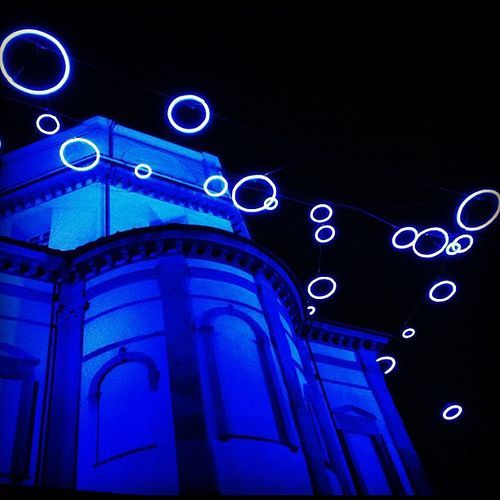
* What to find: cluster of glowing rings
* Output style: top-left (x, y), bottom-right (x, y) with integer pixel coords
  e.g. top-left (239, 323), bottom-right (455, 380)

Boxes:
top-left (428, 280), bottom-right (457, 303)
top-left (166, 94), bottom-right (210, 134)
top-left (456, 189), bottom-right (500, 232)
top-left (307, 276), bottom-right (337, 300)
top-left (35, 113), bottom-right (60, 135)
top-left (59, 137), bottom-right (100, 171)
top-left (134, 163), bottom-right (153, 179)
top-left (376, 356), bottom-right (396, 375)
top-left (203, 175), bottom-right (228, 197)
top-left (0, 29), bottom-right (70, 95)
top-left (442, 404), bottom-right (463, 421)
top-left (392, 226), bottom-right (450, 258)
top-left (446, 234), bottom-right (474, 255)
top-left (307, 306), bottom-right (316, 316)
top-left (231, 174), bottom-right (278, 213)
top-left (310, 204), bottom-right (336, 244)
top-left (402, 327), bottom-right (416, 339)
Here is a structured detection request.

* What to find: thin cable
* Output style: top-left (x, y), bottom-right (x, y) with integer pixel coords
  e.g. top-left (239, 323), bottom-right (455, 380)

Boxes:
top-left (265, 151), bottom-right (316, 176)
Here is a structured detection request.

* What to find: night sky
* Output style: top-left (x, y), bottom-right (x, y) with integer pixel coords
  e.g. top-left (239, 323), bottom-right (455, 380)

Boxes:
top-left (1, 8), bottom-right (498, 495)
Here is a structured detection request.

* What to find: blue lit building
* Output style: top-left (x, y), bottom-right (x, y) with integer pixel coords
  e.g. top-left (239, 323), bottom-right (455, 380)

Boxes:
top-left (0, 117), bottom-right (430, 495)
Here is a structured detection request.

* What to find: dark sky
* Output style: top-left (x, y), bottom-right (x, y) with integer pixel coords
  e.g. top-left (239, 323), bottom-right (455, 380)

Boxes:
top-left (1, 8), bottom-right (498, 495)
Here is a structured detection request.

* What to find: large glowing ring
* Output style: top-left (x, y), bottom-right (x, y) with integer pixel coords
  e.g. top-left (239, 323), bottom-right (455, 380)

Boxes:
top-left (442, 404), bottom-right (463, 421)
top-left (456, 189), bottom-right (500, 232)
top-left (376, 356), bottom-right (396, 375)
top-left (35, 113), bottom-right (60, 135)
top-left (0, 29), bottom-right (70, 95)
top-left (310, 204), bottom-right (333, 223)
top-left (314, 225), bottom-right (336, 243)
top-left (307, 276), bottom-right (337, 300)
top-left (134, 163), bottom-right (153, 179)
top-left (402, 328), bottom-right (416, 339)
top-left (59, 138), bottom-right (100, 171)
top-left (166, 94), bottom-right (210, 134)
top-left (231, 175), bottom-right (278, 213)
top-left (412, 227), bottom-right (449, 259)
top-left (428, 280), bottom-right (457, 303)
top-left (446, 234), bottom-right (474, 255)
top-left (203, 175), bottom-right (228, 197)
top-left (392, 226), bottom-right (418, 250)
top-left (307, 306), bottom-right (316, 316)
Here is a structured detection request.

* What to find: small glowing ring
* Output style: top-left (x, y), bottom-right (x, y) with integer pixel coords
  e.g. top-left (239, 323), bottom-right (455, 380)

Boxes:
top-left (376, 356), bottom-right (396, 375)
top-left (35, 113), bottom-right (60, 135)
top-left (445, 242), bottom-right (461, 255)
top-left (307, 276), bottom-right (337, 300)
top-left (442, 404), bottom-right (463, 421)
top-left (446, 234), bottom-right (474, 255)
top-left (307, 306), bottom-right (316, 316)
top-left (428, 280), bottom-right (457, 303)
top-left (134, 163), bottom-right (153, 179)
top-left (456, 189), bottom-right (500, 232)
top-left (412, 227), bottom-right (449, 259)
top-left (166, 94), bottom-right (210, 134)
top-left (203, 175), bottom-right (228, 197)
top-left (402, 328), bottom-right (416, 339)
top-left (232, 175), bottom-right (278, 213)
top-left (310, 204), bottom-right (333, 223)
top-left (59, 138), bottom-right (100, 172)
top-left (0, 29), bottom-right (70, 95)
top-left (314, 225), bottom-right (336, 243)
top-left (392, 226), bottom-right (418, 250)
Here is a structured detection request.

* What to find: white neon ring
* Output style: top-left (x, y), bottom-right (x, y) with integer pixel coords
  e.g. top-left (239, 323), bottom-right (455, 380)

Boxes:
top-left (264, 196), bottom-right (279, 211)
top-left (442, 404), bottom-right (463, 420)
top-left (402, 328), bottom-right (416, 339)
top-left (231, 175), bottom-right (278, 213)
top-left (310, 204), bottom-right (333, 223)
top-left (428, 280), bottom-right (457, 303)
top-left (166, 94), bottom-right (210, 134)
top-left (456, 189), bottom-right (500, 232)
top-left (35, 113), bottom-right (60, 135)
top-left (0, 29), bottom-right (70, 95)
top-left (446, 234), bottom-right (474, 255)
top-left (134, 163), bottom-right (153, 179)
top-left (412, 227), bottom-right (449, 258)
top-left (307, 306), bottom-right (316, 316)
top-left (307, 276), bottom-right (337, 300)
top-left (314, 225), bottom-right (336, 244)
top-left (376, 356), bottom-right (396, 375)
top-left (59, 138), bottom-right (100, 171)
top-left (392, 226), bottom-right (418, 250)
top-left (203, 175), bottom-right (228, 197)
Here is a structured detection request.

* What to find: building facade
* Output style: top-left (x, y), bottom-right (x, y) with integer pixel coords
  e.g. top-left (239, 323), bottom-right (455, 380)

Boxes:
top-left (0, 117), bottom-right (430, 495)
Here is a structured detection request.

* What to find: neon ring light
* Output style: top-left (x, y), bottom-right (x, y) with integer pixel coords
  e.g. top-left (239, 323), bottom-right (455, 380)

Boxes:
top-left (231, 174), bottom-right (278, 213)
top-left (428, 280), bottom-right (457, 303)
top-left (392, 226), bottom-right (418, 250)
top-left (307, 276), bottom-right (337, 300)
top-left (442, 404), bottom-right (463, 421)
top-left (314, 225), bottom-right (336, 243)
top-left (402, 328), bottom-right (416, 339)
top-left (376, 356), bottom-right (396, 375)
top-left (35, 113), bottom-right (60, 135)
top-left (456, 189), bottom-right (500, 232)
top-left (0, 29), bottom-right (70, 95)
top-left (310, 204), bottom-right (333, 223)
top-left (166, 94), bottom-right (210, 134)
top-left (307, 306), bottom-right (316, 316)
top-left (446, 234), bottom-right (474, 255)
top-left (412, 227), bottom-right (449, 259)
top-left (134, 163), bottom-right (153, 179)
top-left (59, 138), bottom-right (100, 171)
top-left (203, 175), bottom-right (228, 197)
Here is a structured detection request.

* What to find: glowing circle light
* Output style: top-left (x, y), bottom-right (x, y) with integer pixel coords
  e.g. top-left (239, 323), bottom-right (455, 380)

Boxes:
top-left (446, 234), bottom-right (474, 255)
top-left (456, 189), bottom-right (500, 232)
top-left (428, 280), bottom-right (457, 303)
top-left (166, 94), bottom-right (210, 134)
top-left (203, 175), bottom-right (228, 197)
top-left (442, 404), bottom-right (463, 421)
top-left (310, 204), bottom-right (333, 223)
top-left (412, 227), bottom-right (449, 259)
top-left (134, 163), bottom-right (153, 179)
top-left (391, 226), bottom-right (418, 250)
top-left (59, 138), bottom-right (100, 172)
top-left (35, 114), bottom-right (60, 135)
top-left (376, 356), bottom-right (396, 375)
top-left (402, 328), bottom-right (416, 339)
top-left (0, 29), bottom-right (70, 95)
top-left (232, 175), bottom-right (278, 213)
top-left (314, 225), bottom-right (336, 244)
top-left (307, 276), bottom-right (337, 300)
top-left (307, 306), bottom-right (316, 316)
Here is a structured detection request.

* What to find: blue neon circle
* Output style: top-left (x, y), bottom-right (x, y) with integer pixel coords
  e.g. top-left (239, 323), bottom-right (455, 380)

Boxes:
top-left (442, 404), bottom-right (462, 421)
top-left (412, 227), bottom-right (449, 259)
top-left (456, 189), bottom-right (500, 232)
top-left (376, 356), bottom-right (396, 375)
top-left (203, 175), bottom-right (228, 197)
top-left (391, 226), bottom-right (418, 250)
top-left (36, 113), bottom-right (60, 135)
top-left (134, 163), bottom-right (153, 179)
top-left (59, 138), bottom-right (100, 171)
top-left (166, 94), bottom-right (210, 134)
top-left (231, 175), bottom-right (278, 213)
top-left (428, 280), bottom-right (457, 303)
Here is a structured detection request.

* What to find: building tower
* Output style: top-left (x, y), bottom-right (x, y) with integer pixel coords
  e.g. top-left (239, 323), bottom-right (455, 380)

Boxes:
top-left (0, 117), bottom-right (430, 495)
